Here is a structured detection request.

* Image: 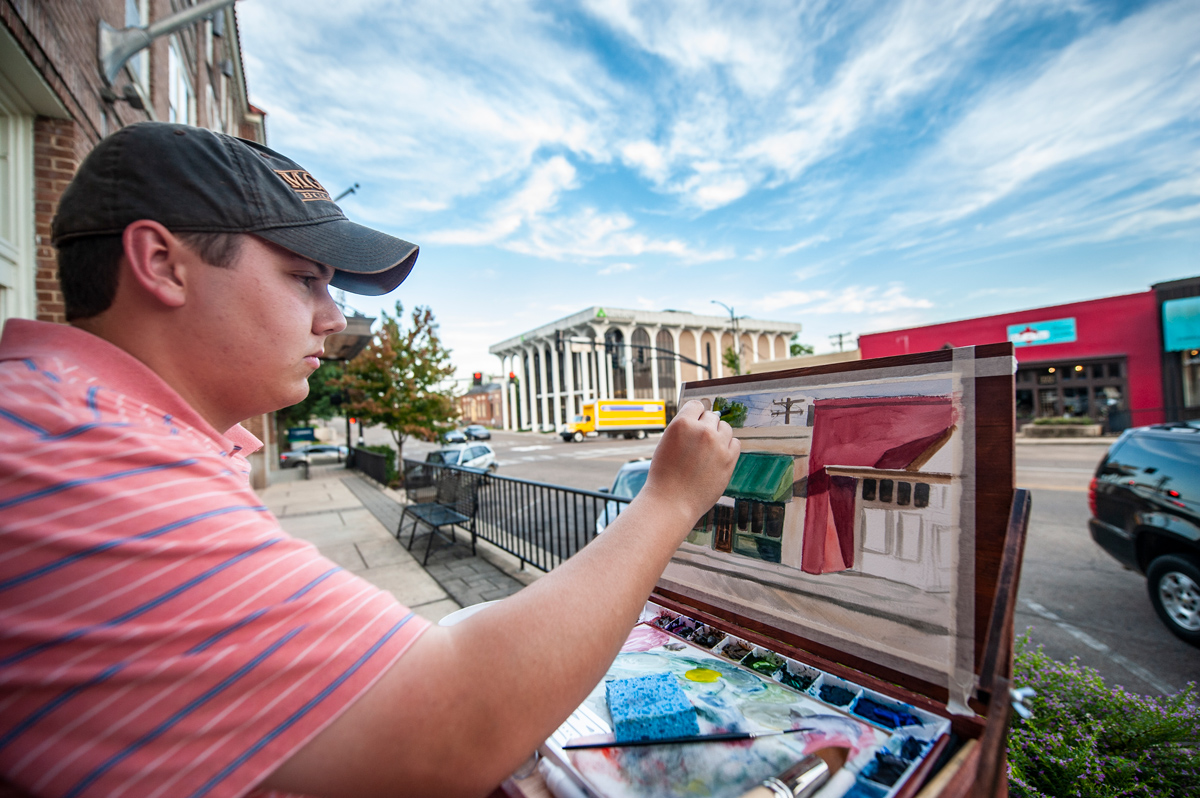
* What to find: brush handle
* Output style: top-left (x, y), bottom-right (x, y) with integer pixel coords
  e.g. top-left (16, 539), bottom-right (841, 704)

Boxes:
top-left (738, 787), bottom-right (784, 798)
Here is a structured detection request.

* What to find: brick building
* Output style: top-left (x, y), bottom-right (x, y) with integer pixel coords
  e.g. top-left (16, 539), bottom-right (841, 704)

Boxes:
top-left (456, 382), bottom-right (502, 428)
top-left (1, 0), bottom-right (271, 477)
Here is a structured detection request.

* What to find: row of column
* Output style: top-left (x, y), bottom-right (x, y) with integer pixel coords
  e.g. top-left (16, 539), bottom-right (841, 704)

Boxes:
top-left (497, 326), bottom-right (787, 432)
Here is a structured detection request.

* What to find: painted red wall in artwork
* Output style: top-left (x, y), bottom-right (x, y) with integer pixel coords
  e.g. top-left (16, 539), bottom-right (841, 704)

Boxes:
top-left (857, 291), bottom-right (1163, 426)
top-left (803, 396), bottom-right (957, 575)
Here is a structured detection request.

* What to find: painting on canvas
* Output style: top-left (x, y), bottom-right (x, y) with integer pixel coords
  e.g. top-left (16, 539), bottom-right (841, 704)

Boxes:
top-left (662, 346), bottom-right (1015, 703)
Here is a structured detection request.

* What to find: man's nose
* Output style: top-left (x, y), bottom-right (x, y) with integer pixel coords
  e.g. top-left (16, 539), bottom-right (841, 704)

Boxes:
top-left (317, 289), bottom-right (347, 336)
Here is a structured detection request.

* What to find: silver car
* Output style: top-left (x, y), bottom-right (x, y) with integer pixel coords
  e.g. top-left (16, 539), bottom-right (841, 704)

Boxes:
top-left (426, 443), bottom-right (497, 471)
top-left (279, 443), bottom-right (348, 468)
top-left (596, 458), bottom-right (651, 533)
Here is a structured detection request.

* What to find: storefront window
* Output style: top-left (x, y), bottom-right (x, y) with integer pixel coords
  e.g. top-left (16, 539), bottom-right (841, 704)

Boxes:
top-left (1018, 358), bottom-right (1128, 429)
top-left (1016, 390), bottom-right (1033, 419)
top-left (1182, 350), bottom-right (1200, 408)
top-left (1039, 388), bottom-right (1058, 416)
top-left (1096, 386), bottom-right (1125, 420)
top-left (1063, 387), bottom-right (1088, 417)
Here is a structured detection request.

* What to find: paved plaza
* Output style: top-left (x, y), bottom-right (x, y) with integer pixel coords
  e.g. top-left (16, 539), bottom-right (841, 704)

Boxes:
top-left (257, 465), bottom-right (537, 625)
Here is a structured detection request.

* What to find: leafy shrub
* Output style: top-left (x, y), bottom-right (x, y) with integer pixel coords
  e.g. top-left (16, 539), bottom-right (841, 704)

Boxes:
top-left (1009, 637), bottom-right (1200, 797)
top-left (1031, 417), bottom-right (1099, 426)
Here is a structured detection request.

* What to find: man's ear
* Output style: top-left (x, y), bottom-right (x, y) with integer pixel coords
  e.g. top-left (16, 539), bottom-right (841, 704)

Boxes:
top-left (121, 220), bottom-right (191, 308)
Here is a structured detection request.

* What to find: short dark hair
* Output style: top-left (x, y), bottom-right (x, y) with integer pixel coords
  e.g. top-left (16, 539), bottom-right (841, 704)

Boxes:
top-left (58, 231), bottom-right (244, 321)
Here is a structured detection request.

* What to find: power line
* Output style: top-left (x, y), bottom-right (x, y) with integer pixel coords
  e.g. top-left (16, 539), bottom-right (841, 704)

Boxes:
top-left (829, 331), bottom-right (854, 352)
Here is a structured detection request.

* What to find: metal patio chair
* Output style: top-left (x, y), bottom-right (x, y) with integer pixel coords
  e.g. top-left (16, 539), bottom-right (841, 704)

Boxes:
top-left (399, 467), bottom-right (483, 566)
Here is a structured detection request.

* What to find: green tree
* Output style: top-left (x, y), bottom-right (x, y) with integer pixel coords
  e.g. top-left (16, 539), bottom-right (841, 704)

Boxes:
top-left (722, 346), bottom-right (741, 376)
top-left (277, 361), bottom-right (345, 432)
top-left (334, 303), bottom-right (458, 471)
top-left (789, 333), bottom-right (814, 357)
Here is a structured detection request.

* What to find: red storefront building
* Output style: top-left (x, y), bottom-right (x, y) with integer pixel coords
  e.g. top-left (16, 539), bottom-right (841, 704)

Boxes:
top-left (858, 283), bottom-right (1196, 432)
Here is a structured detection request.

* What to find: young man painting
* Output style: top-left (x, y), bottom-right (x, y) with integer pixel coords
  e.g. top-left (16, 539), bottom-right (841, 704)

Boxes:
top-left (0, 123), bottom-right (740, 798)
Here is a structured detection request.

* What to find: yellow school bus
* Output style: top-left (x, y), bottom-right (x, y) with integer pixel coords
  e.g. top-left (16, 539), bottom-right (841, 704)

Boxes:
top-left (561, 399), bottom-right (667, 442)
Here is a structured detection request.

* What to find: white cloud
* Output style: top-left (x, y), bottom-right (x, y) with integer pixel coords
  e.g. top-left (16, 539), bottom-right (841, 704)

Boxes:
top-left (810, 284), bottom-right (935, 315)
top-left (751, 290), bottom-right (830, 313)
top-left (778, 235), bottom-right (830, 256)
top-left (884, 0), bottom-right (1200, 230)
top-left (748, 283), bottom-right (934, 317)
top-left (598, 262), bottom-right (637, 275)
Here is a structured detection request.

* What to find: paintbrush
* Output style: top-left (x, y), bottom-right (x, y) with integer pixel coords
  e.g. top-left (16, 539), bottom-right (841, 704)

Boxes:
top-left (737, 746), bottom-right (851, 798)
top-left (562, 726), bottom-right (814, 750)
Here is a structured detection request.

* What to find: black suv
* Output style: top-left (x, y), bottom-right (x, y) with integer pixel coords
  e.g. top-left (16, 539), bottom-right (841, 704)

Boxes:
top-left (1089, 423), bottom-right (1200, 646)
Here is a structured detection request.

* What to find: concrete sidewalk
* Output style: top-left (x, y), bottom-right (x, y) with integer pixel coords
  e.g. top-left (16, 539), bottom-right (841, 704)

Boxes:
top-left (256, 465), bottom-right (536, 624)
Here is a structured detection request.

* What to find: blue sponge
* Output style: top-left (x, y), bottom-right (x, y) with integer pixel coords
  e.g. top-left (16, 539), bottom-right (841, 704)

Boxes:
top-left (606, 672), bottom-right (699, 743)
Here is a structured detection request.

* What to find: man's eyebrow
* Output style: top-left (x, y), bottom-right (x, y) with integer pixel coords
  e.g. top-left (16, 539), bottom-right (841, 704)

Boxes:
top-left (302, 260), bottom-right (335, 280)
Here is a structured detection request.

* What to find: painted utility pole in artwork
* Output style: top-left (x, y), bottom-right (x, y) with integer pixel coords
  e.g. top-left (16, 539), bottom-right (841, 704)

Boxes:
top-left (770, 397), bottom-right (804, 424)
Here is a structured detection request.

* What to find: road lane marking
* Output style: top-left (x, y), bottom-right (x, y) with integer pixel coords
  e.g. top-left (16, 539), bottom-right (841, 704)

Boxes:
top-left (1021, 600), bottom-right (1175, 694)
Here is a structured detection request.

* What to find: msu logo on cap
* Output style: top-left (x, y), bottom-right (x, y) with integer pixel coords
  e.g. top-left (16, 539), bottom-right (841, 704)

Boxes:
top-left (273, 170), bottom-right (332, 202)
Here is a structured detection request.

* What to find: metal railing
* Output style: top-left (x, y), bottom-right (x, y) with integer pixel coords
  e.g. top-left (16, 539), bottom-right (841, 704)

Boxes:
top-left (349, 447), bottom-right (391, 486)
top-left (400, 459), bottom-right (631, 572)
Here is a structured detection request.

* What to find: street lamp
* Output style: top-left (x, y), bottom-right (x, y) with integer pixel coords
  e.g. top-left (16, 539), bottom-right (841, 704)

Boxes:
top-left (333, 183), bottom-right (360, 202)
top-left (711, 300), bottom-right (742, 375)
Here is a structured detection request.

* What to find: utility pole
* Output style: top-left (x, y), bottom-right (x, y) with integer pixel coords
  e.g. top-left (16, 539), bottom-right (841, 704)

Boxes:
top-left (770, 397), bottom-right (803, 424)
top-left (829, 331), bottom-right (854, 352)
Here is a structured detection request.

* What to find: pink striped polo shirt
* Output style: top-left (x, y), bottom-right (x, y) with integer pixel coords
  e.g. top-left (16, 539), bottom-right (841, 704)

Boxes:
top-left (0, 319), bottom-right (429, 798)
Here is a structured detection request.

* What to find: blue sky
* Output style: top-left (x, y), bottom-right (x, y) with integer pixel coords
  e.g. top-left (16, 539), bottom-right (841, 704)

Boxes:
top-left (238, 0), bottom-right (1200, 379)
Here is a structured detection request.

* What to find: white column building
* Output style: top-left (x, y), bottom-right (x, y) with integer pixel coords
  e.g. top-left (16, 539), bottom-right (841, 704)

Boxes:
top-left (489, 308), bottom-right (804, 432)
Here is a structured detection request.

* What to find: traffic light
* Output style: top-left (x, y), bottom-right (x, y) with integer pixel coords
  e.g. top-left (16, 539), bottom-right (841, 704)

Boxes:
top-left (473, 372), bottom-right (483, 386)
top-left (348, 417), bottom-right (356, 425)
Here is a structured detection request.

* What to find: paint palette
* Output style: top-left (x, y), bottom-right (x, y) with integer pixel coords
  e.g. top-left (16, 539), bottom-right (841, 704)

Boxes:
top-left (541, 603), bottom-right (949, 798)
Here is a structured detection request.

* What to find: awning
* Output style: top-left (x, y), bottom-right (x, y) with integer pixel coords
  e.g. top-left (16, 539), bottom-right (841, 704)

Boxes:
top-left (723, 452), bottom-right (795, 503)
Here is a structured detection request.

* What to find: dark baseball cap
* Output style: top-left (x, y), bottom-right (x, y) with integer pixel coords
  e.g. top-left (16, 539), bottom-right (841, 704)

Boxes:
top-left (51, 122), bottom-right (418, 296)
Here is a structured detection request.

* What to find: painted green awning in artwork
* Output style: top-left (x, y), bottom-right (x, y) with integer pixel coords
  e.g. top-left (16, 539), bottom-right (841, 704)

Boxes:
top-left (723, 452), bottom-right (795, 503)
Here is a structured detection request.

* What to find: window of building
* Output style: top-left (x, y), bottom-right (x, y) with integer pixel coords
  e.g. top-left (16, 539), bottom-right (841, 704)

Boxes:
top-left (1016, 389), bottom-right (1033, 421)
top-left (0, 86), bottom-right (34, 324)
top-left (631, 328), bottom-right (653, 398)
top-left (168, 37), bottom-right (196, 125)
top-left (125, 0), bottom-right (150, 90)
top-left (878, 478), bottom-right (894, 503)
top-left (1182, 350), bottom-right (1200, 408)
top-left (862, 478), bottom-right (876, 501)
top-left (656, 329), bottom-right (676, 397)
top-left (1063, 387), bottom-right (1089, 417)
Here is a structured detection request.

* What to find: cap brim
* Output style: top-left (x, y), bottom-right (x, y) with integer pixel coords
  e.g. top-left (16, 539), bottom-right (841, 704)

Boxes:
top-left (256, 218), bottom-right (419, 296)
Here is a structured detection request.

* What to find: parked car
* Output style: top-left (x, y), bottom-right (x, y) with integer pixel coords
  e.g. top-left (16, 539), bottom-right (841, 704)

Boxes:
top-left (595, 458), bottom-right (652, 534)
top-left (464, 425), bottom-right (492, 440)
top-left (279, 443), bottom-right (348, 468)
top-left (1089, 423), bottom-right (1200, 646)
top-left (443, 429), bottom-right (468, 444)
top-left (426, 443), bottom-right (497, 471)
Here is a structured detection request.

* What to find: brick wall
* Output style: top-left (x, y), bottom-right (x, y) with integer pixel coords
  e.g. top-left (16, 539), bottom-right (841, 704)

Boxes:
top-left (32, 117), bottom-right (76, 323)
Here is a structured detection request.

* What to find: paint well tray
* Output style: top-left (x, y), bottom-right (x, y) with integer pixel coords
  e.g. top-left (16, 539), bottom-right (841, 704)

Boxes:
top-left (540, 602), bottom-right (950, 798)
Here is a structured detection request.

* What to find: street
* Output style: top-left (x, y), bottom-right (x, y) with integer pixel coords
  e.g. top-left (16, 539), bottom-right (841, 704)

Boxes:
top-left (350, 423), bottom-right (1197, 695)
